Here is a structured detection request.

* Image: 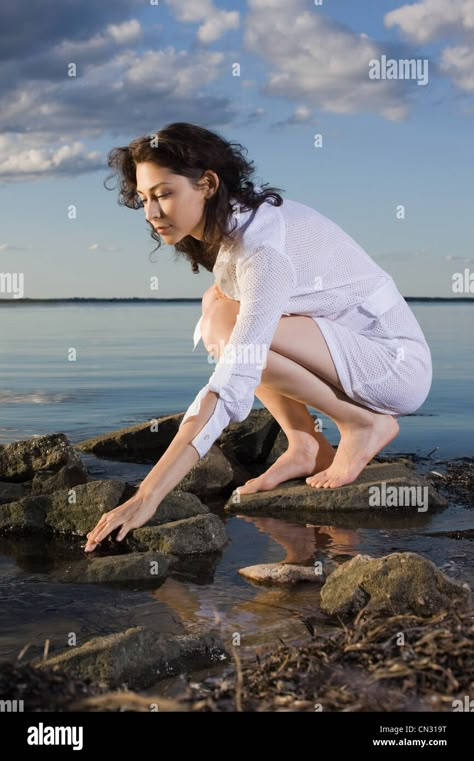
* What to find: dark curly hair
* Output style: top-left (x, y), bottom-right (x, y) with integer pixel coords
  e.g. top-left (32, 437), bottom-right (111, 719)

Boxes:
top-left (104, 122), bottom-right (285, 274)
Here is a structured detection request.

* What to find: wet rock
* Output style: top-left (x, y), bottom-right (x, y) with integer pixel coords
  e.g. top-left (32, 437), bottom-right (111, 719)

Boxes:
top-left (178, 445), bottom-right (235, 498)
top-left (225, 462), bottom-right (448, 515)
top-left (0, 482), bottom-right (29, 505)
top-left (238, 562), bottom-right (327, 585)
top-left (0, 480), bottom-right (132, 536)
top-left (146, 490), bottom-right (210, 524)
top-left (0, 495), bottom-right (51, 534)
top-left (56, 551), bottom-right (171, 585)
top-left (0, 433), bottom-right (84, 483)
top-left (31, 463), bottom-right (88, 495)
top-left (217, 409), bottom-right (280, 465)
top-left (34, 626), bottom-right (228, 690)
top-left (320, 552), bottom-right (472, 618)
top-left (75, 413), bottom-right (184, 462)
top-left (130, 514), bottom-right (228, 556)
top-left (0, 482), bottom-right (222, 561)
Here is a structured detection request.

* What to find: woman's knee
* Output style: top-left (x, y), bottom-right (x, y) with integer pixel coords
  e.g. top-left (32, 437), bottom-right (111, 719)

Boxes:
top-left (201, 298), bottom-right (240, 352)
top-left (202, 283), bottom-right (219, 314)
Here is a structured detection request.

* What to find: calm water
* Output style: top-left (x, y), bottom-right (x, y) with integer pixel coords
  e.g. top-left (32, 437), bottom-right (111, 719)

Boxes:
top-left (0, 301), bottom-right (473, 458)
top-left (0, 302), bottom-right (473, 667)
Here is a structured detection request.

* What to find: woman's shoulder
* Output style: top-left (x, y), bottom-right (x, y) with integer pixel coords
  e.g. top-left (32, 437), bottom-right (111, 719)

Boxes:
top-left (231, 197), bottom-right (286, 258)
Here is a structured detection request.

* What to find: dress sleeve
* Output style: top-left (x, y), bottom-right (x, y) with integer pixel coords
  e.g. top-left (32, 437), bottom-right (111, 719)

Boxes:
top-left (179, 244), bottom-right (297, 459)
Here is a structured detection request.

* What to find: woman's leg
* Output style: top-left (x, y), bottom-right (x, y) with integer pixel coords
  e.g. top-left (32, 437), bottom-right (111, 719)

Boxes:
top-left (201, 299), bottom-right (399, 490)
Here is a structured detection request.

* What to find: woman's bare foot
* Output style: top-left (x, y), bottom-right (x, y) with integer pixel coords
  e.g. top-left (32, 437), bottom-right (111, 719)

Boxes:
top-left (306, 414), bottom-right (400, 489)
top-left (236, 435), bottom-right (335, 495)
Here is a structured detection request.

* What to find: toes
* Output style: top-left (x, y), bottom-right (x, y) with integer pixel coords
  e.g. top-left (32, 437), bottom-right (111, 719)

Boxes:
top-left (306, 470), bottom-right (329, 488)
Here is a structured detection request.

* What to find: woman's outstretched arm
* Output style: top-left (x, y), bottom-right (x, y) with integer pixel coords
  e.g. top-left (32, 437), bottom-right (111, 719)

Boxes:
top-left (84, 390), bottom-right (219, 552)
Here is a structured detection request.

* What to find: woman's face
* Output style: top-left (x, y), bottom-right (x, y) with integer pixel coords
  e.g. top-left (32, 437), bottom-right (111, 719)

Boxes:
top-left (135, 162), bottom-right (217, 243)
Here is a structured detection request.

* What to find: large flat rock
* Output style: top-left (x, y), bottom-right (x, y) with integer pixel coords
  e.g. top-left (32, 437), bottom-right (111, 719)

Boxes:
top-left (53, 551), bottom-right (171, 586)
top-left (34, 626), bottom-right (228, 690)
top-left (225, 462), bottom-right (448, 515)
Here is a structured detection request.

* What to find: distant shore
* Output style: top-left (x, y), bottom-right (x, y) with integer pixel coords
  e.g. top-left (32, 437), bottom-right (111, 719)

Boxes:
top-left (1, 297), bottom-right (473, 305)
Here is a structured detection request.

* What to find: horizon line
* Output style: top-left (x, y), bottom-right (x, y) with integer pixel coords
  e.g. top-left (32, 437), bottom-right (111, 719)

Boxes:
top-left (0, 296), bottom-right (473, 304)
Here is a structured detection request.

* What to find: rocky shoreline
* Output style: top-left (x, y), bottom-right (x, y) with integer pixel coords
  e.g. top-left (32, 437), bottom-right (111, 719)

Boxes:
top-left (0, 410), bottom-right (472, 711)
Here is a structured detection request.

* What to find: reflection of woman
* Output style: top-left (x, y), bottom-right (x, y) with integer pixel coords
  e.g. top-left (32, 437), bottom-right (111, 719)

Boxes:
top-left (85, 122), bottom-right (432, 553)
top-left (237, 516), bottom-right (360, 565)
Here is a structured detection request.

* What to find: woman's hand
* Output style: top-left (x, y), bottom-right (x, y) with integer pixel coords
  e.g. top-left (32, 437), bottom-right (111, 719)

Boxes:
top-left (84, 489), bottom-right (158, 552)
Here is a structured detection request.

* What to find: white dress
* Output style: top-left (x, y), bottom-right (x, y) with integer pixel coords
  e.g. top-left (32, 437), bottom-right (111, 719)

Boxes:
top-left (179, 193), bottom-right (433, 459)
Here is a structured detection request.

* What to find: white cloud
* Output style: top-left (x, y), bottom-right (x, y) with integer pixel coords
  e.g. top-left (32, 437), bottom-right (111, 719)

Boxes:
top-left (88, 243), bottom-right (121, 252)
top-left (385, 0), bottom-right (474, 44)
top-left (0, 243), bottom-right (24, 251)
top-left (244, 0), bottom-right (409, 120)
top-left (440, 45), bottom-right (474, 90)
top-left (0, 135), bottom-right (102, 181)
top-left (123, 48), bottom-right (224, 96)
top-left (55, 19), bottom-right (142, 58)
top-left (107, 19), bottom-right (142, 44)
top-left (165, 0), bottom-right (239, 43)
top-left (386, 0), bottom-right (474, 93)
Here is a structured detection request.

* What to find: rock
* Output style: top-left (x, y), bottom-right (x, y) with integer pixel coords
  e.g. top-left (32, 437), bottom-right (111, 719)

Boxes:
top-left (0, 495), bottom-right (51, 534)
top-left (265, 429), bottom-right (289, 464)
top-left (0, 480), bottom-right (132, 536)
top-left (34, 626), bottom-right (228, 690)
top-left (238, 562), bottom-right (327, 585)
top-left (0, 482), bottom-right (29, 505)
top-left (0, 482), bottom-right (224, 560)
top-left (178, 445), bottom-right (234, 497)
top-left (0, 433), bottom-right (84, 483)
top-left (75, 413), bottom-right (184, 462)
top-left (31, 463), bottom-right (88, 495)
top-left (225, 462), bottom-right (448, 514)
top-left (130, 514), bottom-right (228, 556)
top-left (146, 490), bottom-right (210, 524)
top-left (217, 409), bottom-right (280, 465)
top-left (320, 552), bottom-right (472, 618)
top-left (56, 551), bottom-right (171, 585)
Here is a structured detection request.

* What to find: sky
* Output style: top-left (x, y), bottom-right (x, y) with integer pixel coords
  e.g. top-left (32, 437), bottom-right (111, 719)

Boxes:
top-left (0, 0), bottom-right (473, 298)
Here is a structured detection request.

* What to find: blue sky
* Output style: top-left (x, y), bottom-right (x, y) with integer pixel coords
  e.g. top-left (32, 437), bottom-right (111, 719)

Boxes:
top-left (0, 0), bottom-right (473, 298)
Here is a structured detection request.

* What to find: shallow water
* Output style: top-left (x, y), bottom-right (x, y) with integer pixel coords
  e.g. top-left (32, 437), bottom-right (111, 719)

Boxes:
top-left (0, 301), bottom-right (473, 668)
top-left (1, 451), bottom-right (472, 666)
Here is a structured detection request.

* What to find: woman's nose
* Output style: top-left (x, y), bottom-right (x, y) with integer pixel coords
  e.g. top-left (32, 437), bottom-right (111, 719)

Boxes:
top-left (146, 199), bottom-right (162, 223)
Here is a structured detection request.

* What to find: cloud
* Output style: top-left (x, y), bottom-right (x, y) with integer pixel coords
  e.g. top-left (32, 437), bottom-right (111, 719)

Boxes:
top-left (440, 45), bottom-right (474, 90)
top-left (165, 0), bottom-right (240, 43)
top-left (244, 0), bottom-right (414, 121)
top-left (386, 0), bottom-right (474, 92)
top-left (0, 134), bottom-right (103, 181)
top-left (0, 0), bottom-right (143, 62)
top-left (0, 243), bottom-right (25, 251)
top-left (445, 255), bottom-right (474, 263)
top-left (385, 0), bottom-right (474, 45)
top-left (0, 1), bottom-right (238, 180)
top-left (272, 104), bottom-right (315, 128)
top-left (88, 243), bottom-right (122, 252)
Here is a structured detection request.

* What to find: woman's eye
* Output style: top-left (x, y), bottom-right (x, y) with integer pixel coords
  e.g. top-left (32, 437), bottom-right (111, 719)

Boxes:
top-left (139, 193), bottom-right (171, 203)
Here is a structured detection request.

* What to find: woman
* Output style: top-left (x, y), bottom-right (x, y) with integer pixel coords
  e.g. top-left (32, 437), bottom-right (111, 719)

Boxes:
top-left (84, 122), bottom-right (432, 553)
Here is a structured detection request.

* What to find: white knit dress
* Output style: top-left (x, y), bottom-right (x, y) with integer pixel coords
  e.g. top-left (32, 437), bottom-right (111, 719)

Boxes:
top-left (179, 194), bottom-right (433, 459)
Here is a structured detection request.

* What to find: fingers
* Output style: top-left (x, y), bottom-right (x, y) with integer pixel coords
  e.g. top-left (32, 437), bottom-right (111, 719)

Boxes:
top-left (84, 503), bottom-right (136, 551)
top-left (84, 512), bottom-right (115, 552)
top-left (116, 522), bottom-right (132, 542)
